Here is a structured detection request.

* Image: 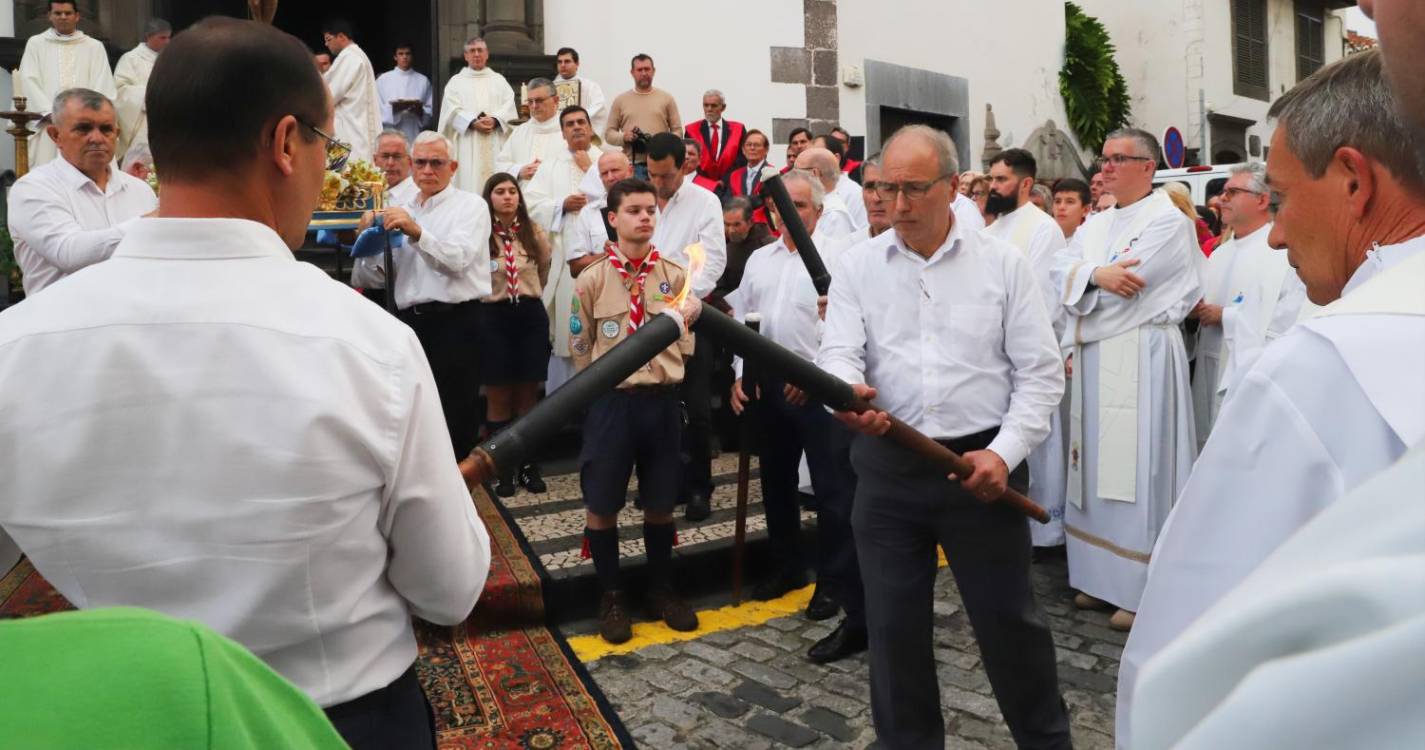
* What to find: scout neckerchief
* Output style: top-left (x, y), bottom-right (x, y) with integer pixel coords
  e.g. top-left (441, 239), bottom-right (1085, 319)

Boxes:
top-left (495, 219), bottom-right (520, 303)
top-left (605, 242), bottom-right (659, 334)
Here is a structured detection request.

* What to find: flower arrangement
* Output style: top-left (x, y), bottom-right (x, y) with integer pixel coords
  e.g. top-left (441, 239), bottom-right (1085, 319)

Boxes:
top-left (319, 159), bottom-right (383, 211)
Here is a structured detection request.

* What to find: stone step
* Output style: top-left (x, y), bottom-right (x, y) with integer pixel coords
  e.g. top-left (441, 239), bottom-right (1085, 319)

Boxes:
top-left (494, 452), bottom-right (821, 625)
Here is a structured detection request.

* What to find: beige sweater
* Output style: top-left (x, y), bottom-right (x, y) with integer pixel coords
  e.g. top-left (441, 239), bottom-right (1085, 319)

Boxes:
top-left (604, 87), bottom-right (682, 154)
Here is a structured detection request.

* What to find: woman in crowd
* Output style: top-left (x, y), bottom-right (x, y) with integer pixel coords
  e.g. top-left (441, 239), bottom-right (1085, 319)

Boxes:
top-left (480, 172), bottom-right (553, 497)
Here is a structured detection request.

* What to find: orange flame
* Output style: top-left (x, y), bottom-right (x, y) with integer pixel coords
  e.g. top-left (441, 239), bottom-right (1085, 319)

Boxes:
top-left (672, 242), bottom-right (705, 310)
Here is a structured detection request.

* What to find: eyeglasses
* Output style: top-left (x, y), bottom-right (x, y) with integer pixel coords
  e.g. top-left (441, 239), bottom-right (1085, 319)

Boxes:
top-left (873, 175), bottom-right (952, 201)
top-left (527, 95), bottom-right (554, 106)
top-left (1098, 154), bottom-right (1153, 167)
top-left (375, 151), bottom-right (408, 162)
top-left (413, 158), bottom-right (450, 170)
top-left (301, 121), bottom-right (351, 172)
top-left (1221, 186), bottom-right (1263, 199)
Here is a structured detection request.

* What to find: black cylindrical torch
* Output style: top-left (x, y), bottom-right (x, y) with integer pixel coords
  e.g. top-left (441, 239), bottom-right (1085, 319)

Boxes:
top-left (759, 169), bottom-right (832, 296)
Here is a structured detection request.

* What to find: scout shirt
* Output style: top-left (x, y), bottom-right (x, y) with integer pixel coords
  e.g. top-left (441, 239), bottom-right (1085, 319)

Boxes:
top-left (483, 221), bottom-right (552, 303)
top-left (570, 243), bottom-right (693, 387)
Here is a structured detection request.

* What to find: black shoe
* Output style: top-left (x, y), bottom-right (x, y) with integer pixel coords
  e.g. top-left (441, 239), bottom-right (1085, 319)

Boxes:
top-left (805, 584), bottom-right (840, 621)
top-left (519, 463), bottom-right (547, 493)
top-left (751, 567), bottom-right (808, 601)
top-left (647, 587), bottom-right (699, 632)
top-left (1032, 544), bottom-right (1066, 563)
top-left (806, 621), bottom-right (868, 664)
top-left (599, 590), bottom-right (633, 644)
top-left (495, 475), bottom-right (517, 498)
top-left (684, 492), bottom-right (711, 522)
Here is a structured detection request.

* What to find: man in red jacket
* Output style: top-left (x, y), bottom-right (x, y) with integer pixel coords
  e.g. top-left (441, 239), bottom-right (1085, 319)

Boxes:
top-left (684, 89), bottom-right (745, 191)
top-left (720, 128), bottom-right (771, 225)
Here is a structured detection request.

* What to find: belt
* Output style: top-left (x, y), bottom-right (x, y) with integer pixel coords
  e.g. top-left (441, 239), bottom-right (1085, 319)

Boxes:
top-left (403, 300), bottom-right (471, 316)
top-left (933, 426), bottom-right (1000, 456)
top-left (618, 384), bottom-right (679, 395)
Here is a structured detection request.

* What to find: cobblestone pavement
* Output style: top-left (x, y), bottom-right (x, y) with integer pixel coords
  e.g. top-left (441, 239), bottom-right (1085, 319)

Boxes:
top-left (578, 556), bottom-right (1119, 749)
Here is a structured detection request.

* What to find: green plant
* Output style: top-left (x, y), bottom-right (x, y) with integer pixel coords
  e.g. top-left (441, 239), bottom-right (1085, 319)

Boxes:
top-left (1060, 2), bottom-right (1132, 155)
top-left (0, 220), bottom-right (16, 292)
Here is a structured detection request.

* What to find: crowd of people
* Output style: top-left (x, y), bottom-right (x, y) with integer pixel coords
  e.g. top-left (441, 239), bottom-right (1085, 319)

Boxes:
top-left (1, 2), bottom-right (1422, 749)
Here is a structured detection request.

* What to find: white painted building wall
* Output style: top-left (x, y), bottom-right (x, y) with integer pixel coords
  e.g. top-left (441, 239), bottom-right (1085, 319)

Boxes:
top-left (543, 0), bottom-right (1076, 167)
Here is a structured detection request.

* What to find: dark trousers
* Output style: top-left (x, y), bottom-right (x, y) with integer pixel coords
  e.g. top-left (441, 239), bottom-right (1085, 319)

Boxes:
top-left (680, 337), bottom-right (715, 498)
top-left (324, 666), bottom-right (437, 750)
top-left (756, 377), bottom-right (863, 627)
top-left (852, 433), bottom-right (1071, 750)
top-left (399, 301), bottom-right (481, 458)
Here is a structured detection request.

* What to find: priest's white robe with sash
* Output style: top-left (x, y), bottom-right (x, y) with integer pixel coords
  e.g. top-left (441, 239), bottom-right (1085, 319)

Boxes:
top-left (1115, 236), bottom-right (1425, 749)
top-left (494, 115), bottom-right (564, 186)
top-left (986, 202), bottom-right (1070, 547)
top-left (438, 67), bottom-right (517, 194)
top-left (555, 74), bottom-right (607, 145)
top-left (1190, 222), bottom-right (1307, 445)
top-left (19, 29), bottom-right (116, 168)
top-left (113, 43), bottom-right (157, 163)
top-left (1051, 190), bottom-right (1204, 612)
top-left (1131, 444), bottom-right (1425, 750)
top-left (324, 43), bottom-right (381, 163)
top-left (375, 67), bottom-right (433, 145)
top-left (524, 145), bottom-right (601, 390)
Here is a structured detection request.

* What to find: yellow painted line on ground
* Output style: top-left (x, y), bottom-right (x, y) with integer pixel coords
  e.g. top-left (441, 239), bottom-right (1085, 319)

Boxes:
top-left (568, 549), bottom-right (951, 662)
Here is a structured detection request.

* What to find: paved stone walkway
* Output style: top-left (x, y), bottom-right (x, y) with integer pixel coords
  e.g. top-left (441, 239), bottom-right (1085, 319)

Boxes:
top-left (578, 557), bottom-right (1119, 749)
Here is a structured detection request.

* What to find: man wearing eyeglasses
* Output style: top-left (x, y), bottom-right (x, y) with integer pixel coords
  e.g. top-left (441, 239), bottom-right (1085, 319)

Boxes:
top-left (1188, 162), bottom-right (1307, 447)
top-left (818, 125), bottom-right (1070, 749)
top-left (0, 20), bottom-right (490, 750)
top-left (353, 130), bottom-right (493, 460)
top-left (495, 78), bottom-right (564, 186)
top-left (1049, 128), bottom-right (1204, 635)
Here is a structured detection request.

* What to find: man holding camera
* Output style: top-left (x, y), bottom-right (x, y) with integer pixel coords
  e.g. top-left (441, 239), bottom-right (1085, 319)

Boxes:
top-left (604, 53), bottom-right (681, 179)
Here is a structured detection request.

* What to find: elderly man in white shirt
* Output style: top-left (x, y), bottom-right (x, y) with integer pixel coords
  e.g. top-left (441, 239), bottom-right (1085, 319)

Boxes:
top-left (8, 88), bottom-right (156, 296)
top-left (353, 130), bottom-right (493, 459)
top-left (795, 147), bottom-right (857, 238)
top-left (818, 125), bottom-right (1071, 750)
top-left (0, 20), bottom-right (488, 750)
top-left (645, 131), bottom-right (727, 520)
top-left (565, 150), bottom-right (631, 275)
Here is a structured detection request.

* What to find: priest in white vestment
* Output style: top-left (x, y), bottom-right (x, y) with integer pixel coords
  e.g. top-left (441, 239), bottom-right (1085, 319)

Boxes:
top-left (1188, 163), bottom-right (1308, 445)
top-left (375, 44), bottom-right (432, 145)
top-left (495, 79), bottom-right (564, 187)
top-left (1116, 53), bottom-right (1425, 748)
top-left (1050, 129), bottom-right (1204, 632)
top-left (19, 3), bottom-right (116, 168)
top-left (1132, 445), bottom-right (1425, 750)
top-left (321, 23), bottom-right (381, 163)
top-left (113, 19), bottom-right (168, 166)
top-left (525, 110), bottom-right (610, 391)
top-left (983, 149), bottom-right (1070, 548)
top-left (438, 38), bottom-right (517, 194)
top-left (554, 48), bottom-right (608, 147)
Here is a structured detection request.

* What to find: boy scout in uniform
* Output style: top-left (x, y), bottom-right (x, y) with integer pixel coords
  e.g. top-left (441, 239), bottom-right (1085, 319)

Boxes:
top-left (571, 177), bottom-right (699, 644)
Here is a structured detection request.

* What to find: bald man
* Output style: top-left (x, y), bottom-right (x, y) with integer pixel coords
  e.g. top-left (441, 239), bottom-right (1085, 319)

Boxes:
top-left (794, 147), bottom-right (855, 239)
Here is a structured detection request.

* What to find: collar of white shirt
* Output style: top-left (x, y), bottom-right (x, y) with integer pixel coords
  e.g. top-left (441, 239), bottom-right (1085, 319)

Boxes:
top-left (883, 219), bottom-right (967, 267)
top-left (414, 182), bottom-right (456, 211)
top-left (113, 217), bottom-right (293, 261)
top-left (52, 156), bottom-right (126, 197)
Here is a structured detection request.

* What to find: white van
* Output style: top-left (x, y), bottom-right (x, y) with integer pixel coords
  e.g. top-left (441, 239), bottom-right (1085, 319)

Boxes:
top-left (1152, 164), bottom-right (1243, 206)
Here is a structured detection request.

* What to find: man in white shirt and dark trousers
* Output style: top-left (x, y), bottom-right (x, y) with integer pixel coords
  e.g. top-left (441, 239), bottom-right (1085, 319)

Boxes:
top-left (0, 19), bottom-right (490, 750)
top-left (818, 125), bottom-right (1071, 749)
top-left (353, 130), bottom-right (493, 459)
top-left (644, 132), bottom-right (728, 521)
top-left (8, 88), bottom-right (156, 296)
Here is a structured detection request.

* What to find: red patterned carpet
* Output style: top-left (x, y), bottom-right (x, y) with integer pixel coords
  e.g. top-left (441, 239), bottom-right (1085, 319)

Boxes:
top-left (0, 488), bottom-right (631, 750)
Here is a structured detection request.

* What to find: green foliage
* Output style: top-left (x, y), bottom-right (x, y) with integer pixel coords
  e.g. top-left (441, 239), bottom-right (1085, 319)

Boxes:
top-left (1060, 2), bottom-right (1133, 155)
top-left (0, 214), bottom-right (16, 293)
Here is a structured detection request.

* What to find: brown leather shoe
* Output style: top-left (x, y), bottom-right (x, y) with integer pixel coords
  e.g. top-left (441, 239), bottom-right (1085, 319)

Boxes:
top-left (647, 587), bottom-right (699, 632)
top-left (1074, 592), bottom-right (1112, 610)
top-left (598, 590), bottom-right (633, 644)
top-left (1109, 608), bottom-right (1136, 631)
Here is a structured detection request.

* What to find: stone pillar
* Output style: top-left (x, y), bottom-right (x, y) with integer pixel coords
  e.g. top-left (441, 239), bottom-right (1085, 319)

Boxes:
top-left (482, 0), bottom-right (538, 55)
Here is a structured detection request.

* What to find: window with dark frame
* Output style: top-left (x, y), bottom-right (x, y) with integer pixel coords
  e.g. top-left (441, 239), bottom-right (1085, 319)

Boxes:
top-left (1296, 1), bottom-right (1326, 81)
top-left (1232, 0), bottom-right (1270, 101)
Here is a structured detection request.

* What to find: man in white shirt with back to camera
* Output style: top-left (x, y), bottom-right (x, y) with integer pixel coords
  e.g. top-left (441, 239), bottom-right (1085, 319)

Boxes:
top-left (8, 88), bottom-right (156, 297)
top-left (0, 18), bottom-right (489, 750)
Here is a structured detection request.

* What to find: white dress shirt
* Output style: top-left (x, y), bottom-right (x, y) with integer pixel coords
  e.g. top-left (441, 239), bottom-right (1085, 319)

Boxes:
top-left (352, 183), bottom-right (493, 307)
top-left (952, 191), bottom-right (987, 232)
top-left (728, 225), bottom-right (843, 377)
top-left (7, 155), bottom-right (157, 295)
top-left (0, 218), bottom-right (491, 707)
top-left (835, 173), bottom-right (869, 230)
top-left (385, 176), bottom-right (418, 207)
top-left (818, 192), bottom-right (857, 240)
top-left (652, 182), bottom-right (728, 299)
top-left (567, 196), bottom-right (612, 261)
top-left (817, 223), bottom-right (1064, 471)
